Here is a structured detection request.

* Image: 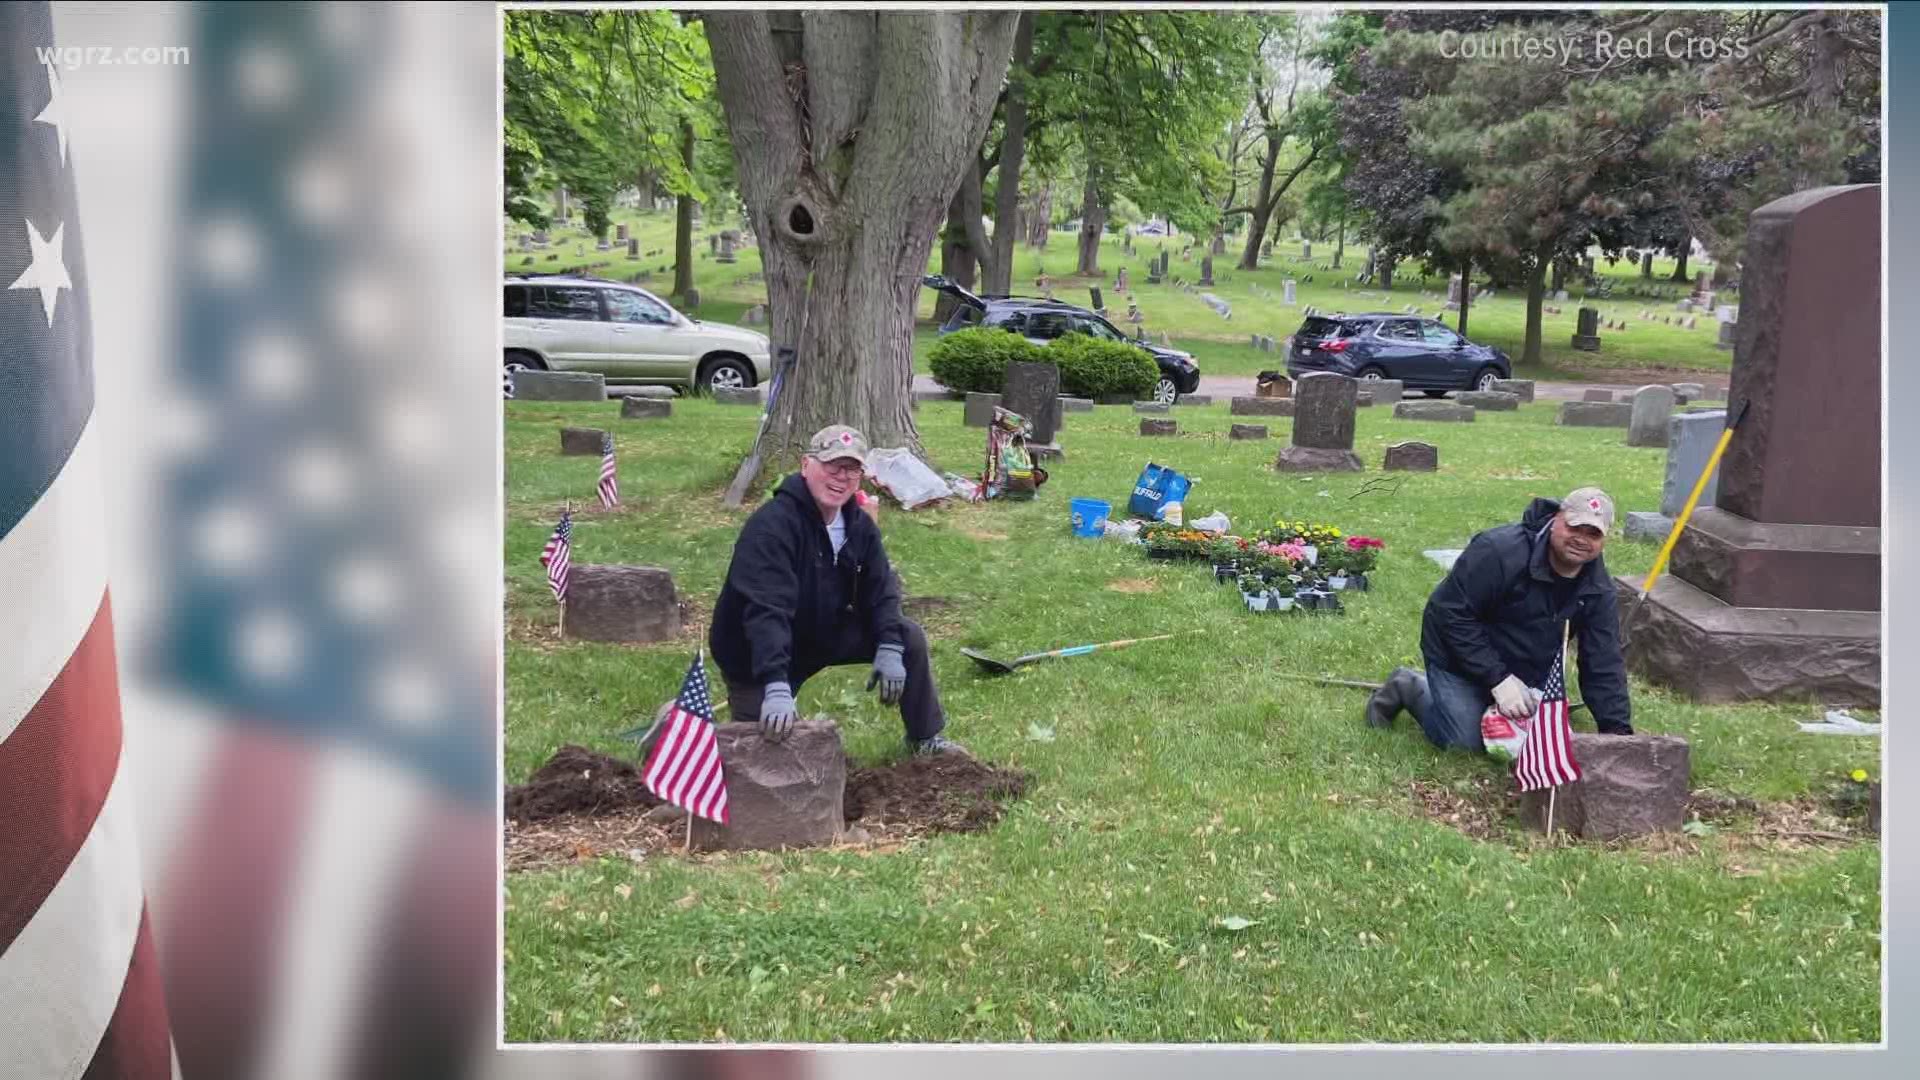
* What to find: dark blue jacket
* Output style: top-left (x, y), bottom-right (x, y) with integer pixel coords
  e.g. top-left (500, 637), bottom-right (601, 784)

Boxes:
top-left (709, 472), bottom-right (906, 688)
top-left (1420, 497), bottom-right (1633, 734)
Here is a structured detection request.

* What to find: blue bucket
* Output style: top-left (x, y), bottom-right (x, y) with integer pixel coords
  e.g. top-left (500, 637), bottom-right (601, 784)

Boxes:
top-left (1070, 498), bottom-right (1110, 538)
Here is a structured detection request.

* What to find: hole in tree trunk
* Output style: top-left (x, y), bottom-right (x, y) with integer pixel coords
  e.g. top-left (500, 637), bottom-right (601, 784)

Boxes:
top-left (788, 204), bottom-right (815, 235)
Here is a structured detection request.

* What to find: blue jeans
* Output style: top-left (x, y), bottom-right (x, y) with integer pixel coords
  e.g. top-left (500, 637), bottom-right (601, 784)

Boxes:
top-left (1409, 663), bottom-right (1493, 752)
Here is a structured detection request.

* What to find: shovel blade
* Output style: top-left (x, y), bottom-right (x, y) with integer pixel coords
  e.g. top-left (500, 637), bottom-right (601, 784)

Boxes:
top-left (961, 647), bottom-right (1017, 675)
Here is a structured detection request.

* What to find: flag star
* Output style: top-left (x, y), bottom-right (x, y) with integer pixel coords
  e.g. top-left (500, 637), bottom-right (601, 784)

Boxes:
top-left (35, 63), bottom-right (68, 166)
top-left (9, 219), bottom-right (72, 327)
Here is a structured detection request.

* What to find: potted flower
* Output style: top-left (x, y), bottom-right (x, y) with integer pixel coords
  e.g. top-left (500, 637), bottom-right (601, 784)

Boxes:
top-left (1210, 536), bottom-right (1251, 582)
top-left (1318, 547), bottom-right (1354, 590)
top-left (1341, 536), bottom-right (1385, 590)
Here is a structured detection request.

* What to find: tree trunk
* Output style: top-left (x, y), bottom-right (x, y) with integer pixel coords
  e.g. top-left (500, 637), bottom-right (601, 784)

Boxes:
top-left (1333, 211), bottom-right (1345, 268)
top-left (1023, 184), bottom-right (1051, 248)
top-left (636, 170), bottom-right (654, 209)
top-left (1379, 257), bottom-right (1394, 291)
top-left (1549, 258), bottom-right (1566, 295)
top-left (935, 165), bottom-right (983, 321)
top-left (984, 13), bottom-right (1035, 297)
top-left (1669, 237), bottom-right (1690, 282)
top-left (1076, 169), bottom-right (1105, 276)
top-left (1238, 132), bottom-right (1282, 271)
top-left (706, 11), bottom-right (1019, 464)
top-left (673, 118), bottom-right (697, 301)
top-left (1522, 241), bottom-right (1551, 365)
top-left (1456, 253), bottom-right (1473, 337)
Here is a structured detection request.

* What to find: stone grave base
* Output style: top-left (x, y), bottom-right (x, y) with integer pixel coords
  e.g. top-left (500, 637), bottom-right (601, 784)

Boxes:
top-left (689, 722), bottom-right (848, 852)
top-left (1275, 446), bottom-right (1362, 472)
top-left (1614, 574), bottom-right (1879, 707)
top-left (562, 566), bottom-right (682, 643)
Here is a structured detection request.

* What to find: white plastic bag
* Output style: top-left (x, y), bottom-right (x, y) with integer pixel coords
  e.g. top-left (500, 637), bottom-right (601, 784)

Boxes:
top-left (1192, 511), bottom-right (1231, 535)
top-left (865, 448), bottom-right (952, 510)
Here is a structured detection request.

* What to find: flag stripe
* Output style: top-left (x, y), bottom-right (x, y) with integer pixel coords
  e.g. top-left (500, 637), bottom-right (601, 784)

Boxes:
top-left (1, 418), bottom-right (109, 744)
top-left (80, 905), bottom-right (175, 1080)
top-left (155, 732), bottom-right (317, 1080)
top-left (0, 592), bottom-right (122, 953)
top-left (646, 714), bottom-right (694, 792)
top-left (0, 732), bottom-right (146, 1080)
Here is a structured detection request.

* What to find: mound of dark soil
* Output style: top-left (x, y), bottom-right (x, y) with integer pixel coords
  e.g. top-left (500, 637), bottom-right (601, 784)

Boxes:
top-left (844, 754), bottom-right (1031, 835)
top-left (506, 745), bottom-right (662, 824)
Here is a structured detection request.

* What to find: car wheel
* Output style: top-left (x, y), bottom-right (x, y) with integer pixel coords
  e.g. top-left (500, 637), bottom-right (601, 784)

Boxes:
top-left (1422, 389), bottom-right (1450, 398)
top-left (504, 349), bottom-right (546, 372)
top-left (701, 357), bottom-right (753, 395)
top-left (1474, 367), bottom-right (1502, 392)
top-left (1153, 377), bottom-right (1178, 405)
top-left (1357, 365), bottom-right (1389, 381)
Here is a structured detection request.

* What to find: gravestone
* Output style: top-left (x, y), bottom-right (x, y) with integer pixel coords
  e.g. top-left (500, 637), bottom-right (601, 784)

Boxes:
top-left (1140, 418), bottom-right (1177, 437)
top-left (561, 566), bottom-right (682, 644)
top-left (1090, 286), bottom-right (1105, 312)
top-left (1354, 392), bottom-right (1374, 408)
top-left (1557, 401), bottom-right (1633, 428)
top-left (1626, 385), bottom-right (1676, 447)
top-left (718, 231), bottom-right (738, 263)
top-left (1365, 379), bottom-right (1404, 406)
top-left (1275, 373), bottom-right (1362, 472)
top-left (1059, 396), bottom-right (1094, 413)
top-left (687, 721), bottom-right (847, 852)
top-left (1671, 382), bottom-right (1705, 404)
top-left (628, 237), bottom-right (639, 257)
top-left (1519, 734), bottom-right (1690, 840)
top-left (1717, 322), bottom-right (1735, 350)
top-left (619, 386), bottom-right (676, 401)
top-left (560, 427), bottom-right (608, 455)
top-left (1622, 185), bottom-right (1881, 706)
top-left (680, 287), bottom-right (700, 309)
top-left (1624, 512), bottom-right (1671, 543)
top-left (1445, 274), bottom-right (1463, 310)
top-left (1490, 379), bottom-right (1534, 404)
top-left (1641, 251), bottom-right (1654, 277)
top-left (709, 234), bottom-right (718, 256)
top-left (1582, 388), bottom-right (1616, 403)
top-left (1133, 402), bottom-right (1170, 415)
top-left (514, 370), bottom-right (604, 401)
top-left (1180, 395), bottom-right (1214, 406)
top-left (1456, 391), bottom-right (1520, 412)
top-left (963, 392), bottom-right (1002, 428)
top-left (1300, 240), bottom-right (1312, 260)
top-left (1391, 401), bottom-right (1474, 423)
top-left (1572, 307), bottom-right (1602, 351)
top-left (1384, 441), bottom-right (1439, 471)
top-left (744, 305), bottom-right (766, 324)
top-left (1283, 279), bottom-right (1297, 306)
top-left (1199, 256), bottom-right (1214, 287)
top-left (1002, 361), bottom-right (1062, 445)
top-left (1229, 424), bottom-right (1268, 440)
top-left (713, 387), bottom-right (764, 407)
top-left (1231, 396), bottom-right (1293, 417)
top-left (1115, 267), bottom-right (1128, 292)
top-left (621, 397), bottom-right (672, 420)
top-left (1661, 409), bottom-right (1726, 516)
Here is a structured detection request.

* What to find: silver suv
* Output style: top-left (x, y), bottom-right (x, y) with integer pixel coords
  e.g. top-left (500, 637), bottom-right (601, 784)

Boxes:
top-left (503, 275), bottom-right (772, 393)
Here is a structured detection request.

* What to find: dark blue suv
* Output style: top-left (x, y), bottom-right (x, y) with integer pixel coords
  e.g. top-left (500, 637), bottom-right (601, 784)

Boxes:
top-left (1286, 313), bottom-right (1510, 396)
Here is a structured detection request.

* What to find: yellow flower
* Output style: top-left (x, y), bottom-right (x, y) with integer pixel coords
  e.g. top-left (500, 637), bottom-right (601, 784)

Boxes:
top-left (1850, 768), bottom-right (1869, 783)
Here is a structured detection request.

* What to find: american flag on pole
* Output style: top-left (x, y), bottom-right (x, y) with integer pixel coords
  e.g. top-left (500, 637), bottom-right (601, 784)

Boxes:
top-left (597, 430), bottom-right (619, 509)
top-left (642, 651), bottom-right (730, 824)
top-left (2, 10), bottom-right (179, 1074)
top-left (1514, 647), bottom-right (1581, 793)
top-left (540, 509), bottom-right (573, 602)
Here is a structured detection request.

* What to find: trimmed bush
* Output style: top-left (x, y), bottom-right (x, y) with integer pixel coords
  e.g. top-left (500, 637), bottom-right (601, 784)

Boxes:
top-left (927, 328), bottom-right (1045, 394)
top-left (1047, 335), bottom-right (1160, 400)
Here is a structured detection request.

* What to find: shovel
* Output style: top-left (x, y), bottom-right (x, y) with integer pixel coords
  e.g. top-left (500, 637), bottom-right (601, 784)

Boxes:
top-left (962, 632), bottom-right (1191, 676)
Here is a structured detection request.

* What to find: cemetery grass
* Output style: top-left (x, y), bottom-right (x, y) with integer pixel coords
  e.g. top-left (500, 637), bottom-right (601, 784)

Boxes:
top-left (511, 211), bottom-right (1734, 384)
top-left (502, 397), bottom-right (1880, 1044)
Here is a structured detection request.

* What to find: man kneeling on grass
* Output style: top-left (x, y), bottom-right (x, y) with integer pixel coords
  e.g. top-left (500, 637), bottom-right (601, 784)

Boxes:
top-left (707, 424), bottom-right (965, 757)
top-left (1364, 487), bottom-right (1634, 750)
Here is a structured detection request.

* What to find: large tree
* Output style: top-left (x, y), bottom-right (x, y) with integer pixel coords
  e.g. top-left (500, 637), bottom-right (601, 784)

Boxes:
top-left (704, 12), bottom-right (1019, 461)
top-left (1228, 16), bottom-right (1336, 270)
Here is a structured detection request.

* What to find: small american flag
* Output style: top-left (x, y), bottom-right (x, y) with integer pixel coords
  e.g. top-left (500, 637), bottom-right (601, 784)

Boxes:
top-left (1514, 647), bottom-right (1581, 792)
top-left (597, 431), bottom-right (619, 509)
top-left (642, 651), bottom-right (730, 824)
top-left (540, 510), bottom-right (572, 603)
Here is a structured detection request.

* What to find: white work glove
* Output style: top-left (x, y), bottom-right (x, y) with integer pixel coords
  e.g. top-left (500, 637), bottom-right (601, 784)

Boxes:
top-left (1491, 675), bottom-right (1536, 721)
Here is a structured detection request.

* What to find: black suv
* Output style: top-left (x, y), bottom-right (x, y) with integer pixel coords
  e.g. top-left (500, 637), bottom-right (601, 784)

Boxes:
top-left (923, 275), bottom-right (1202, 404)
top-left (1286, 312), bottom-right (1510, 396)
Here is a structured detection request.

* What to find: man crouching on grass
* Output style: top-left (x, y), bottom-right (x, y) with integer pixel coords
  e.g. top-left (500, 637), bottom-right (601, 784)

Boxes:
top-left (706, 424), bottom-right (965, 757)
top-left (1363, 487), bottom-right (1635, 751)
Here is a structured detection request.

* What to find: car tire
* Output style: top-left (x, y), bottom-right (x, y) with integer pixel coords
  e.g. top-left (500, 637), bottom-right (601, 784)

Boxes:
top-left (1474, 367), bottom-right (1502, 392)
top-left (699, 356), bottom-right (754, 395)
top-left (1357, 364), bottom-right (1389, 381)
top-left (504, 349), bottom-right (546, 372)
top-left (1422, 389), bottom-right (1449, 398)
top-left (1153, 377), bottom-right (1179, 405)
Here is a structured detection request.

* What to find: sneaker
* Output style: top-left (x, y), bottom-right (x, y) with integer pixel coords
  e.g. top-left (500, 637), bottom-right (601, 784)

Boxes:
top-left (906, 734), bottom-right (968, 757)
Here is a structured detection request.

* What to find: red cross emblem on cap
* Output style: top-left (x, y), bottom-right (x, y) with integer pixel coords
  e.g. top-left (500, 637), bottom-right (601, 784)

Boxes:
top-left (841, 432), bottom-right (854, 445)
top-left (1589, 498), bottom-right (1602, 510)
